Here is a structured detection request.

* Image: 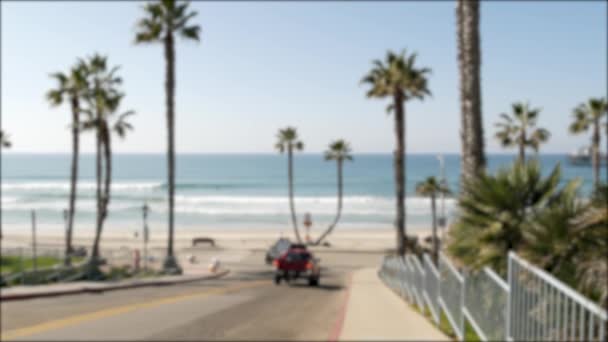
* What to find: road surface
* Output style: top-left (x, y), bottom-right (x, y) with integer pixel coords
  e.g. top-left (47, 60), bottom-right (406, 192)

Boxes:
top-left (1, 250), bottom-right (383, 341)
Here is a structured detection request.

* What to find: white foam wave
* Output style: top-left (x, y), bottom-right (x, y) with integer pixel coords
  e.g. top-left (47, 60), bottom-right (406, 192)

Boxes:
top-left (2, 182), bottom-right (162, 192)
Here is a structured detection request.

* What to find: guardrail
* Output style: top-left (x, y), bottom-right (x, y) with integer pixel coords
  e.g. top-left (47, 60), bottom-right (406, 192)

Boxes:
top-left (379, 251), bottom-right (607, 341)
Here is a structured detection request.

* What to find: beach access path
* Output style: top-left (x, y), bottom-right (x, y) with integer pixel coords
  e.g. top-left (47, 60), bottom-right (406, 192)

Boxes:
top-left (337, 267), bottom-right (448, 341)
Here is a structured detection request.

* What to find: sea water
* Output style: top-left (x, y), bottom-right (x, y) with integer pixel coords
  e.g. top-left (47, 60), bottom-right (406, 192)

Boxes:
top-left (0, 153), bottom-right (598, 234)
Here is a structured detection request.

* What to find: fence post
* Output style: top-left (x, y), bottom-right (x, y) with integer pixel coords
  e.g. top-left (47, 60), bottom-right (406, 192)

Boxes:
top-left (460, 272), bottom-right (465, 341)
top-left (507, 251), bottom-right (512, 341)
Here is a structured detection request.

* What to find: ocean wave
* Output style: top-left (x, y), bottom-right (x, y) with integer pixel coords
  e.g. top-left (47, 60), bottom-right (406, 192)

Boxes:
top-left (1, 182), bottom-right (162, 192)
top-left (1, 195), bottom-right (456, 217)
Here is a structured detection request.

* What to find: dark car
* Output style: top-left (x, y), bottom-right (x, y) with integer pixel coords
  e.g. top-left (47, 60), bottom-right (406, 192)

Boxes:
top-left (273, 246), bottom-right (320, 286)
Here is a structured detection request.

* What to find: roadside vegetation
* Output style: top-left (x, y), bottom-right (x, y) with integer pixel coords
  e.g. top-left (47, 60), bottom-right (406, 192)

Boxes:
top-left (0, 255), bottom-right (84, 274)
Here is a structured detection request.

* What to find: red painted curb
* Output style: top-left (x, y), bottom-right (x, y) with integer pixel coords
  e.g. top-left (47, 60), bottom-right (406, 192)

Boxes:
top-left (0, 269), bottom-right (230, 301)
top-left (328, 272), bottom-right (354, 342)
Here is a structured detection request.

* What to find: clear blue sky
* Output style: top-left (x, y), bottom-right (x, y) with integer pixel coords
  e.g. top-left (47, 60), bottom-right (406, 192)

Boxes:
top-left (1, 1), bottom-right (606, 154)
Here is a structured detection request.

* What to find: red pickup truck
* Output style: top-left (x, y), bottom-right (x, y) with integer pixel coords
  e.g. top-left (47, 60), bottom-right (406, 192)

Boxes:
top-left (273, 244), bottom-right (320, 286)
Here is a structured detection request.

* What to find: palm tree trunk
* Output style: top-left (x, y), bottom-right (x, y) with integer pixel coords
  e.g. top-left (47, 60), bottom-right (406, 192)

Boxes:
top-left (65, 97), bottom-right (79, 266)
top-left (520, 125), bottom-right (528, 162)
top-left (314, 159), bottom-right (343, 245)
top-left (102, 125), bottom-right (111, 231)
top-left (163, 31), bottom-right (180, 273)
top-left (91, 120), bottom-right (102, 261)
top-left (288, 145), bottom-right (302, 243)
top-left (394, 92), bottom-right (406, 256)
top-left (592, 119), bottom-right (600, 188)
top-left (431, 193), bottom-right (438, 265)
top-left (457, 0), bottom-right (486, 189)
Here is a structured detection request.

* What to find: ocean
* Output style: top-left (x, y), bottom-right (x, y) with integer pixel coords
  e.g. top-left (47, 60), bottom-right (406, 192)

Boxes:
top-left (0, 153), bottom-right (598, 234)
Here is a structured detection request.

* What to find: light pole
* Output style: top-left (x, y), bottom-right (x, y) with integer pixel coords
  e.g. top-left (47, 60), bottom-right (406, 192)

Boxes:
top-left (436, 154), bottom-right (447, 238)
top-left (142, 202), bottom-right (150, 272)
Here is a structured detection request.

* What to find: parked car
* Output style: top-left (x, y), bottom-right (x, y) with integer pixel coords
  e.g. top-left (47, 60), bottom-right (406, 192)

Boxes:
top-left (273, 245), bottom-right (320, 286)
top-left (265, 238), bottom-right (292, 264)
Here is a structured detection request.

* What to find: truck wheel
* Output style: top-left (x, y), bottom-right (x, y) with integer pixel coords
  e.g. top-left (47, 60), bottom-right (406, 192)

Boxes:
top-left (309, 277), bottom-right (319, 286)
top-left (274, 274), bottom-right (281, 285)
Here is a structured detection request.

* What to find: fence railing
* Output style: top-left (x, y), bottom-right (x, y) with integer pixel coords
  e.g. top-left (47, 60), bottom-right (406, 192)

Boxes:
top-left (379, 251), bottom-right (607, 342)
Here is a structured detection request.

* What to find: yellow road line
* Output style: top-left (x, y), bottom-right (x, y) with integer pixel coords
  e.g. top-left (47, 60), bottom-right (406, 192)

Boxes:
top-left (2, 280), bottom-right (268, 341)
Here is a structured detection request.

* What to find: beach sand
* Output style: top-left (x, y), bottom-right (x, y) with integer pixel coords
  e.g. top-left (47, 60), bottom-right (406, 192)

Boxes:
top-left (1, 226), bottom-right (437, 252)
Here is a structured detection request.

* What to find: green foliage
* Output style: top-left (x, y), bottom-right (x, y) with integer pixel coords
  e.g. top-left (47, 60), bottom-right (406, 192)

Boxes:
top-left (519, 179), bottom-right (585, 284)
top-left (572, 200), bottom-right (608, 306)
top-left (447, 160), bottom-right (572, 275)
top-left (361, 49), bottom-right (431, 105)
top-left (0, 256), bottom-right (61, 274)
top-left (324, 139), bottom-right (353, 162)
top-left (275, 127), bottom-right (304, 153)
top-left (448, 159), bottom-right (607, 306)
top-left (494, 102), bottom-right (550, 153)
top-left (416, 176), bottom-right (450, 197)
top-left (569, 97), bottom-right (607, 134)
top-left (135, 0), bottom-right (201, 44)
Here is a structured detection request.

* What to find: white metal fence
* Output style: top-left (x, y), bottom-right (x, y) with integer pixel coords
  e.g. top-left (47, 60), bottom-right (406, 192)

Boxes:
top-left (379, 251), bottom-right (607, 342)
top-left (509, 251), bottom-right (607, 341)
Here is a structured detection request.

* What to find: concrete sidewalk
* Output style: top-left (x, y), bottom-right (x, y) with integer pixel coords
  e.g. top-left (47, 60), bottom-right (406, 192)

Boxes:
top-left (0, 269), bottom-right (230, 301)
top-left (338, 268), bottom-right (448, 341)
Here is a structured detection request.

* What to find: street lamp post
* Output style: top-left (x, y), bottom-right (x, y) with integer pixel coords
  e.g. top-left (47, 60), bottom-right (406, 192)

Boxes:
top-left (142, 203), bottom-right (150, 271)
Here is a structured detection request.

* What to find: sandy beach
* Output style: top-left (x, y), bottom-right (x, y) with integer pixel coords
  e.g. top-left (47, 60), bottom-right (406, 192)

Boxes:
top-left (1, 226), bottom-right (436, 252)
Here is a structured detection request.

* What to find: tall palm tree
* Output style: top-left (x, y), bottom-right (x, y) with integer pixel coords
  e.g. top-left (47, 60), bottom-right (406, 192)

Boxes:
top-left (569, 98), bottom-right (608, 188)
top-left (135, 0), bottom-right (201, 274)
top-left (0, 130), bottom-right (11, 148)
top-left (275, 127), bottom-right (304, 243)
top-left (416, 176), bottom-right (450, 265)
top-left (79, 54), bottom-right (131, 276)
top-left (314, 139), bottom-right (353, 245)
top-left (46, 61), bottom-right (89, 266)
top-left (457, 0), bottom-right (486, 187)
top-left (495, 102), bottom-right (551, 161)
top-left (361, 49), bottom-right (431, 256)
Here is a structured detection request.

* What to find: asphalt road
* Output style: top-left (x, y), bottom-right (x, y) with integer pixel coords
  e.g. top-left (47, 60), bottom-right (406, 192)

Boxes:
top-left (1, 250), bottom-right (383, 341)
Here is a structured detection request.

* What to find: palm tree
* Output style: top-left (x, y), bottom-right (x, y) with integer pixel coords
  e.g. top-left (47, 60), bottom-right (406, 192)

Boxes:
top-left (520, 179), bottom-right (584, 284)
top-left (46, 61), bottom-right (89, 266)
top-left (574, 199), bottom-right (608, 309)
top-left (448, 160), bottom-right (566, 275)
top-left (495, 102), bottom-right (551, 161)
top-left (457, 0), bottom-right (486, 187)
top-left (361, 49), bottom-right (431, 256)
top-left (314, 140), bottom-right (353, 245)
top-left (416, 176), bottom-right (450, 265)
top-left (79, 54), bottom-right (132, 277)
top-left (275, 127), bottom-right (304, 243)
top-left (0, 130), bottom-right (11, 148)
top-left (569, 98), bottom-right (608, 188)
top-left (135, 0), bottom-right (201, 274)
